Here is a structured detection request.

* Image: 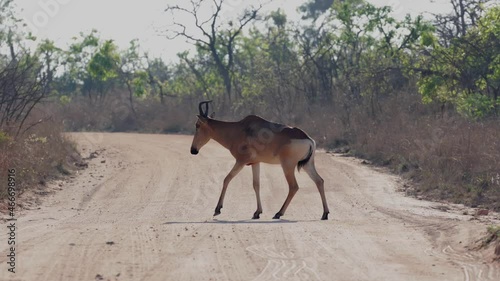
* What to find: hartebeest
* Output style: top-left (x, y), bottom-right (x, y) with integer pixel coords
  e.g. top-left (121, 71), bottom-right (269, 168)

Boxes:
top-left (190, 101), bottom-right (329, 220)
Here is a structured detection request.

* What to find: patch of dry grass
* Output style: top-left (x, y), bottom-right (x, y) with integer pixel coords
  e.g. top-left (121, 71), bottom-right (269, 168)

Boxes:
top-left (58, 94), bottom-right (194, 134)
top-left (307, 94), bottom-right (500, 211)
top-left (0, 115), bottom-right (80, 199)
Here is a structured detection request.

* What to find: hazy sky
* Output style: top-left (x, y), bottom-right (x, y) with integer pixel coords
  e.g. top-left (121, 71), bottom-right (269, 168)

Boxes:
top-left (15, 0), bottom-right (454, 62)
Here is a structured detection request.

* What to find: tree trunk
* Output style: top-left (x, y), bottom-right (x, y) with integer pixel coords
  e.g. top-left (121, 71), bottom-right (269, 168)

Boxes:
top-left (125, 81), bottom-right (137, 116)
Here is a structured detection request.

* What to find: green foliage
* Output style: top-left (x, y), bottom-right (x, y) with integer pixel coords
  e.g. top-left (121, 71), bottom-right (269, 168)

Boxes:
top-left (484, 225), bottom-right (500, 246)
top-left (299, 0), bottom-right (334, 20)
top-left (292, 0), bottom-right (434, 109)
top-left (0, 130), bottom-right (11, 144)
top-left (88, 40), bottom-right (120, 81)
top-left (0, 0), bottom-right (22, 49)
top-left (269, 9), bottom-right (287, 28)
top-left (131, 71), bottom-right (149, 98)
top-left (37, 39), bottom-right (60, 54)
top-left (417, 6), bottom-right (500, 119)
top-left (0, 1), bottom-right (57, 133)
top-left (59, 95), bottom-right (71, 105)
top-left (457, 94), bottom-right (496, 119)
top-left (488, 225), bottom-right (500, 237)
top-left (49, 31), bottom-right (129, 102)
top-left (420, 31), bottom-right (436, 47)
top-left (62, 30), bottom-right (104, 95)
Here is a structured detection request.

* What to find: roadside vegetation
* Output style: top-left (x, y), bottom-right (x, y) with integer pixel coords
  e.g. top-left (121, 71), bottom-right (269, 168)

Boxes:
top-left (0, 0), bottom-right (79, 199)
top-left (486, 225), bottom-right (500, 244)
top-left (481, 225), bottom-right (500, 259)
top-left (1, 0), bottom-right (499, 211)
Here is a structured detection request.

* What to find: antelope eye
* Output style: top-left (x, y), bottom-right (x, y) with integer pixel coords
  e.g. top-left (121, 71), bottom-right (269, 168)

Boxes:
top-left (195, 123), bottom-right (200, 129)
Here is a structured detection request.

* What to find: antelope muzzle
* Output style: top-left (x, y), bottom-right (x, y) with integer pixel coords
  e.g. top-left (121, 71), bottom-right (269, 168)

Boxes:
top-left (190, 147), bottom-right (199, 155)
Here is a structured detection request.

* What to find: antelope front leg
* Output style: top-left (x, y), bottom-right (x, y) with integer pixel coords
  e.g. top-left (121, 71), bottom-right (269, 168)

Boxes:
top-left (252, 163), bottom-right (262, 219)
top-left (214, 162), bottom-right (244, 216)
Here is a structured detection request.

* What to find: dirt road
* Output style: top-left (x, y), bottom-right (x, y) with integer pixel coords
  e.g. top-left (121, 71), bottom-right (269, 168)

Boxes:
top-left (1, 133), bottom-right (499, 281)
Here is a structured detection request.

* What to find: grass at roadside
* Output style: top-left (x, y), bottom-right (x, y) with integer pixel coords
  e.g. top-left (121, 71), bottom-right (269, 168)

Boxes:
top-left (0, 119), bottom-right (81, 200)
top-left (481, 225), bottom-right (500, 259)
top-left (302, 95), bottom-right (500, 212)
top-left (487, 225), bottom-right (500, 239)
top-left (339, 116), bottom-right (500, 211)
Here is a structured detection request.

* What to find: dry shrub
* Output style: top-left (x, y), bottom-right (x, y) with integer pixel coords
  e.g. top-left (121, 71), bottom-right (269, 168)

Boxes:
top-left (134, 98), bottom-right (194, 133)
top-left (58, 92), bottom-right (194, 133)
top-left (0, 112), bottom-right (80, 199)
top-left (301, 93), bottom-right (500, 211)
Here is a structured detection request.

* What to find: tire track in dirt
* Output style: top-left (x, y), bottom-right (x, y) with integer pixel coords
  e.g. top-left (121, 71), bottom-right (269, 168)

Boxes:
top-left (246, 244), bottom-right (322, 281)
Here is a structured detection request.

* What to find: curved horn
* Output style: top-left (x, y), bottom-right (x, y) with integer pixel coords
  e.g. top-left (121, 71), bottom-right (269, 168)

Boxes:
top-left (198, 100), bottom-right (212, 117)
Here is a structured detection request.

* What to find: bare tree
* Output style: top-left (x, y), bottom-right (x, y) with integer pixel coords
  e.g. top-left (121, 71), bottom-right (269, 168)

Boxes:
top-left (0, 58), bottom-right (51, 136)
top-left (432, 0), bottom-right (490, 46)
top-left (165, 0), bottom-right (264, 107)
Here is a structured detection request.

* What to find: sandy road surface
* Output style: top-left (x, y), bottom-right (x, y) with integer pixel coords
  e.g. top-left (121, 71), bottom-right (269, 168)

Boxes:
top-left (1, 133), bottom-right (499, 281)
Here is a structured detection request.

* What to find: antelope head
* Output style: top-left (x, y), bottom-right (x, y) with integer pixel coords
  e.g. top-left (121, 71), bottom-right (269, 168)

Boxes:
top-left (191, 101), bottom-right (214, 155)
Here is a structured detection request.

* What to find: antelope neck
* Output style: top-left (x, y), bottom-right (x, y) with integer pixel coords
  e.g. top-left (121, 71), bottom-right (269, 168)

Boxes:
top-left (208, 119), bottom-right (239, 150)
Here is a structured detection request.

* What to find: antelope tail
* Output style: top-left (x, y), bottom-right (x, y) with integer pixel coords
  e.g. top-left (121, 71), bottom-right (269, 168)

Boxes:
top-left (297, 143), bottom-right (313, 172)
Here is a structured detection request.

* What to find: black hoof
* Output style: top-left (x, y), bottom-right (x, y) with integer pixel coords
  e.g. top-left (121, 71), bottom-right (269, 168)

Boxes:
top-left (321, 212), bottom-right (329, 220)
top-left (252, 212), bottom-right (261, 219)
top-left (214, 206), bottom-right (222, 216)
top-left (273, 212), bottom-right (282, 219)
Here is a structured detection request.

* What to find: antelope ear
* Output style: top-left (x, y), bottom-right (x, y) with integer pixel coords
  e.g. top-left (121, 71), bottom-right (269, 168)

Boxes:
top-left (197, 115), bottom-right (208, 123)
top-left (210, 112), bottom-right (216, 118)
